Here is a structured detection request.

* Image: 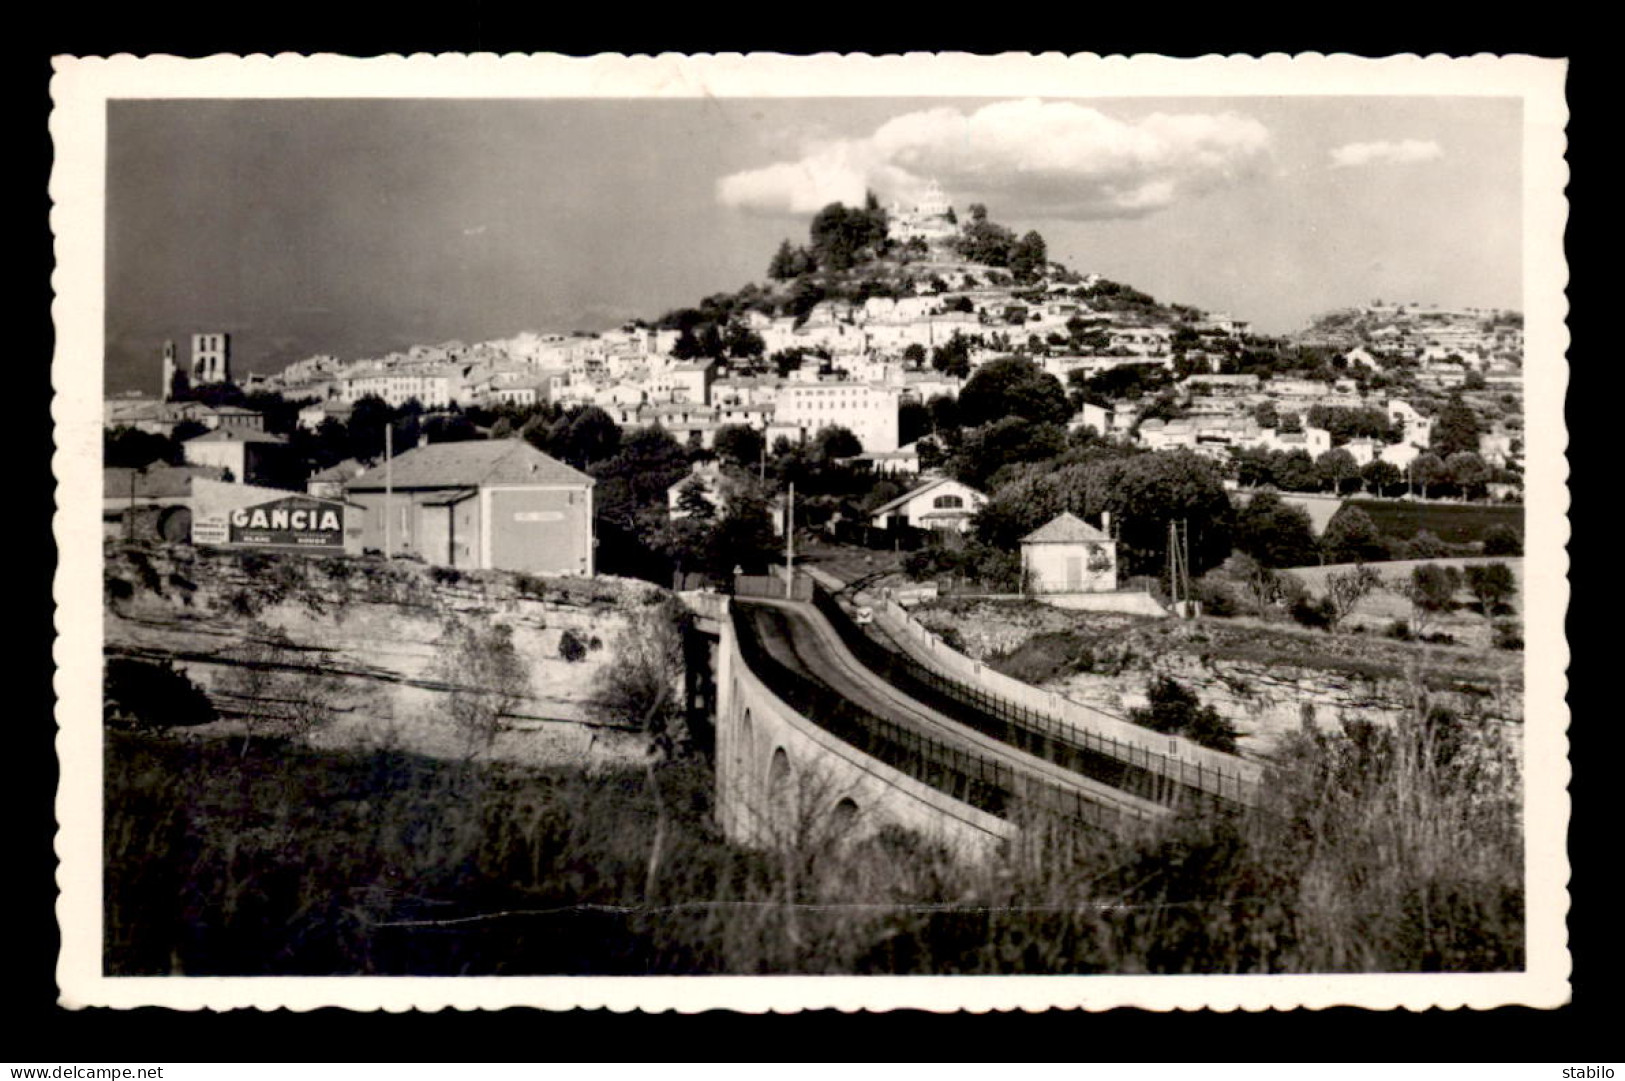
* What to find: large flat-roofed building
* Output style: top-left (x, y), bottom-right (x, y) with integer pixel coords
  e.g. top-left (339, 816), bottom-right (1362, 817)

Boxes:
top-left (345, 440), bottom-right (595, 575)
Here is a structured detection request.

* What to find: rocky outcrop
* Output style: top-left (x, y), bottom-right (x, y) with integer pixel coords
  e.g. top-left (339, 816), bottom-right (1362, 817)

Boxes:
top-left (103, 542), bottom-right (668, 767)
top-left (911, 598), bottom-right (1520, 754)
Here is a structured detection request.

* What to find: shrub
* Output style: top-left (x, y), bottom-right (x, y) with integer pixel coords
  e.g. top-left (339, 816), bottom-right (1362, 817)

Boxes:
top-left (428, 565), bottom-right (464, 586)
top-left (1493, 621), bottom-right (1524, 651)
top-left (1482, 524), bottom-right (1523, 556)
top-left (1129, 675), bottom-right (1239, 754)
top-left (1290, 595), bottom-right (1336, 630)
top-left (1385, 619), bottom-right (1413, 641)
top-left (1188, 575), bottom-right (1239, 617)
top-left (104, 657), bottom-right (216, 729)
top-left (429, 622), bottom-right (530, 757)
top-left (559, 628), bottom-right (589, 663)
top-left (1404, 530), bottom-right (1448, 560)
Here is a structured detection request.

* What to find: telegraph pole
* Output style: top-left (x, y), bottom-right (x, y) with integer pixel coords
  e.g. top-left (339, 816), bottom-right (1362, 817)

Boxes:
top-left (784, 480), bottom-right (795, 598)
top-left (384, 422), bottom-right (394, 559)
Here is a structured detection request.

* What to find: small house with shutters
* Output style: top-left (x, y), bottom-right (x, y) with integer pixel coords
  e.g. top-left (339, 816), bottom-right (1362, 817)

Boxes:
top-left (1020, 511), bottom-right (1118, 594)
top-left (868, 476), bottom-right (986, 535)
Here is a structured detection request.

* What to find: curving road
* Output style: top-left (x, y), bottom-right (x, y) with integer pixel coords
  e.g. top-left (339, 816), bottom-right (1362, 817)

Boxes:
top-left (736, 597), bottom-right (1168, 825)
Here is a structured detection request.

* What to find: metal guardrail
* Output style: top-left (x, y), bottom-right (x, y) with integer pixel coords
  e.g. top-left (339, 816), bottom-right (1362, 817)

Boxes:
top-left (810, 585), bottom-right (1254, 813)
top-left (731, 604), bottom-right (1148, 834)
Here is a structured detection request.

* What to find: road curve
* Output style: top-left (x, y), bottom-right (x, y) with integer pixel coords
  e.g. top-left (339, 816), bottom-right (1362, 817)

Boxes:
top-left (736, 597), bottom-right (1168, 824)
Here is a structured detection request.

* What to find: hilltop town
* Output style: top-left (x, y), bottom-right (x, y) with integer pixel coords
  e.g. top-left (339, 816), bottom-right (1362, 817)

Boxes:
top-left (105, 181), bottom-right (1525, 576)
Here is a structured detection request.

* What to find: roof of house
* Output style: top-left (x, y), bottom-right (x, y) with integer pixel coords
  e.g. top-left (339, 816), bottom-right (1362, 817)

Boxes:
top-left (1021, 511), bottom-right (1111, 545)
top-left (346, 438), bottom-right (592, 491)
top-left (104, 462), bottom-right (228, 499)
top-left (868, 476), bottom-right (982, 519)
top-left (184, 428), bottom-right (287, 445)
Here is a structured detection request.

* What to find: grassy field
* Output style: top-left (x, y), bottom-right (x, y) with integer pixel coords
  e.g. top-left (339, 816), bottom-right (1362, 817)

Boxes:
top-left (1346, 499), bottom-right (1523, 546)
top-left (1292, 557), bottom-right (1525, 649)
top-left (106, 718), bottom-right (1524, 975)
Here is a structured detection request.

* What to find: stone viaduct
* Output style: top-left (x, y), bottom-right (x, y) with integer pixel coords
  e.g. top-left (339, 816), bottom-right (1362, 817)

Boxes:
top-left (680, 574), bottom-right (1263, 861)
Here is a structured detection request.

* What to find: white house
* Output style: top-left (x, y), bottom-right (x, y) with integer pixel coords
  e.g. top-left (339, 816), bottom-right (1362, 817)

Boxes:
top-left (1020, 512), bottom-right (1118, 595)
top-left (868, 476), bottom-right (986, 534)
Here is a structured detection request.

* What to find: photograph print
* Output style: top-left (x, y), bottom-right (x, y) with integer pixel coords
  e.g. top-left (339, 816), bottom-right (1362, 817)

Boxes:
top-left (52, 52), bottom-right (1569, 1013)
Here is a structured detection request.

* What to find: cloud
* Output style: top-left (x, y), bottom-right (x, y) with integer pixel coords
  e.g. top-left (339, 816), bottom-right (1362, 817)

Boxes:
top-left (1329, 139), bottom-right (1444, 168)
top-left (716, 99), bottom-right (1272, 220)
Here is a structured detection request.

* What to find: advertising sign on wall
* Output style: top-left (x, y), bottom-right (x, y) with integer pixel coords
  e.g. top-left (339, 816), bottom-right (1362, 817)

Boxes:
top-left (226, 495), bottom-right (346, 549)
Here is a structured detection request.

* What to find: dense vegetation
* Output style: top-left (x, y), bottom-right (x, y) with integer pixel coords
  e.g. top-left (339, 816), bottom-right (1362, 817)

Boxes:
top-left (105, 683), bottom-right (1521, 976)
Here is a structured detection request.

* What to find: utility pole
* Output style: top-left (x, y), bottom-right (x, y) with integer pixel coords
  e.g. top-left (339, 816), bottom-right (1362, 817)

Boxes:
top-left (384, 422), bottom-right (394, 559)
top-left (784, 480), bottom-right (795, 599)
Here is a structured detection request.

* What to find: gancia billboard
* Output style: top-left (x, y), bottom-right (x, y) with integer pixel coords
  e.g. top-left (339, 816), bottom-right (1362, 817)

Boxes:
top-left (190, 480), bottom-right (361, 553)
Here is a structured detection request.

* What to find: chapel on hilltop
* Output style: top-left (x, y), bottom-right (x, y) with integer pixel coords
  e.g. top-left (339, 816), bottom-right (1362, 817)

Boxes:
top-left (887, 180), bottom-right (958, 245)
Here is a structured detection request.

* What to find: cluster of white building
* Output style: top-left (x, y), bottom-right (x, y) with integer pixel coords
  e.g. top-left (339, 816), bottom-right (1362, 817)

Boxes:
top-left (1137, 396), bottom-right (1445, 472)
top-left (1303, 301), bottom-right (1524, 374)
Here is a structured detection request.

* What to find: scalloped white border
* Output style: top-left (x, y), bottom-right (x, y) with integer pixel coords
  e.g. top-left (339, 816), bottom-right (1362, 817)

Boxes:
top-left (50, 51), bottom-right (1571, 1013)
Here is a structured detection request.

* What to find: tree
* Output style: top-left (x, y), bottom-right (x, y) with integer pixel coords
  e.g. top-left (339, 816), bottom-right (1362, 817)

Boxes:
top-left (1129, 675), bottom-right (1239, 754)
top-left (1403, 563), bottom-right (1462, 636)
top-left (899, 400), bottom-right (931, 447)
top-left (811, 425), bottom-right (863, 462)
top-left (1431, 395), bottom-right (1482, 459)
top-left (422, 413), bottom-right (478, 444)
top-left (346, 395), bottom-right (395, 464)
top-left (958, 356), bottom-right (1071, 428)
top-left (1361, 459), bottom-right (1402, 497)
top-left (926, 393), bottom-right (961, 437)
top-left (950, 417), bottom-right (1067, 489)
top-left (1316, 447), bottom-right (1360, 495)
top-left (429, 621), bottom-right (529, 758)
top-left (674, 476), bottom-right (716, 522)
top-left (1323, 563), bottom-right (1384, 630)
top-left (1464, 561), bottom-right (1518, 621)
top-left (930, 333), bottom-right (973, 379)
top-left (723, 322), bottom-right (766, 361)
top-left (1446, 450), bottom-right (1489, 501)
top-left (1321, 506), bottom-right (1386, 564)
top-left (1482, 523), bottom-right (1523, 556)
top-left (1009, 230), bottom-right (1049, 282)
top-left (902, 343), bottom-right (927, 368)
top-left (1233, 489), bottom-right (1319, 568)
top-left (708, 488), bottom-right (780, 576)
top-left (768, 239), bottom-right (812, 281)
top-left (557, 406), bottom-right (622, 467)
top-left (1225, 552), bottom-right (1285, 614)
top-left (220, 623), bottom-right (341, 757)
top-left (1272, 449), bottom-right (1320, 493)
top-left (1410, 452), bottom-right (1447, 499)
top-left (713, 424), bottom-right (765, 470)
top-left (105, 426), bottom-right (182, 469)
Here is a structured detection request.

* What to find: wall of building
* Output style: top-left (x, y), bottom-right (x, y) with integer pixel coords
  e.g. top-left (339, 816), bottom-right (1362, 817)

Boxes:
top-left (1023, 541), bottom-right (1117, 594)
top-left (484, 485), bottom-right (594, 576)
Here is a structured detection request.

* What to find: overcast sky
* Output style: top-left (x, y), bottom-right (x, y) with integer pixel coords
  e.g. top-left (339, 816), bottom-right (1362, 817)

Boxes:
top-left (105, 95), bottom-right (1522, 393)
